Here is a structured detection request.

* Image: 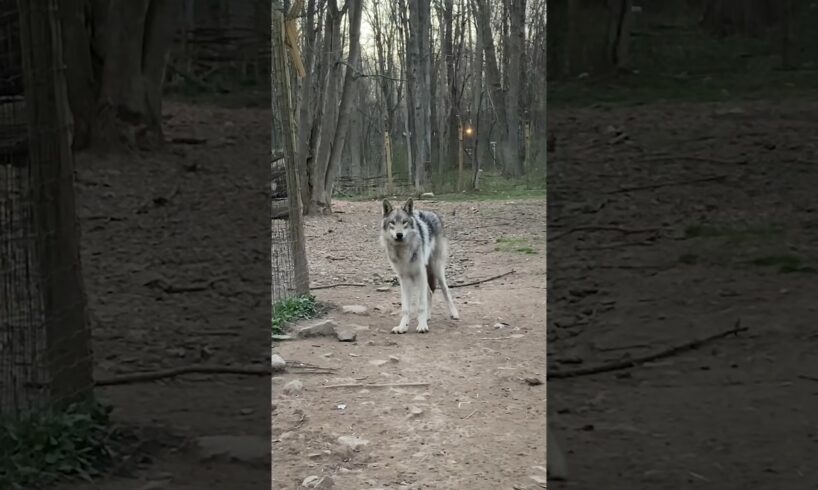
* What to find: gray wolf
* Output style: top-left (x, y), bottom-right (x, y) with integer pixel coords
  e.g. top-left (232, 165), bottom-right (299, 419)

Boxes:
top-left (380, 198), bottom-right (459, 334)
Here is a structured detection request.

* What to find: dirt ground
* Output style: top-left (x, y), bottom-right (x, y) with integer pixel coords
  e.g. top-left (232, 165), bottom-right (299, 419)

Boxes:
top-left (63, 100), bottom-right (272, 489)
top-left (53, 96), bottom-right (818, 490)
top-left (273, 198), bottom-right (548, 489)
top-left (547, 99), bottom-right (818, 489)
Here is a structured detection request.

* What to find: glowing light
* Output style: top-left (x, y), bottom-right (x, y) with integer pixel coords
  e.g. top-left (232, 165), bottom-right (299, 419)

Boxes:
top-left (464, 126), bottom-right (473, 136)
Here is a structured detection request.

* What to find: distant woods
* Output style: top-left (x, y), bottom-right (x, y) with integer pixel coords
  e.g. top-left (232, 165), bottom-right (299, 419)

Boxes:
top-left (547, 0), bottom-right (801, 79)
top-left (290, 0), bottom-right (547, 214)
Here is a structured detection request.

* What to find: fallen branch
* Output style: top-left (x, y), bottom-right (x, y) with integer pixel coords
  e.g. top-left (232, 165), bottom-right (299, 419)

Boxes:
top-left (96, 363), bottom-right (337, 386)
top-left (548, 321), bottom-right (747, 379)
top-left (549, 226), bottom-right (663, 243)
top-left (321, 382), bottom-right (430, 389)
top-left (311, 282), bottom-right (368, 290)
top-left (640, 154), bottom-right (747, 166)
top-left (450, 270), bottom-right (515, 288)
top-left (606, 174), bottom-right (727, 195)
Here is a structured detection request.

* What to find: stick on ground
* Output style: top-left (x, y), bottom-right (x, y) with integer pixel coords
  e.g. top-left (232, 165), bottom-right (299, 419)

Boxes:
top-left (96, 363), bottom-right (336, 386)
top-left (450, 270), bottom-right (515, 288)
top-left (321, 382), bottom-right (430, 389)
top-left (311, 282), bottom-right (367, 290)
top-left (548, 321), bottom-right (747, 379)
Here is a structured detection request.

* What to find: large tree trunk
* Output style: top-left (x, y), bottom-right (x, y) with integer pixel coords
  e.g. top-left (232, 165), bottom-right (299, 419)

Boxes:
top-left (547, 0), bottom-right (631, 79)
top-left (296, 0), bottom-right (320, 212)
top-left (308, 0), bottom-right (343, 213)
top-left (60, 0), bottom-right (178, 150)
top-left (502, 0), bottom-right (525, 177)
top-left (406, 0), bottom-right (432, 192)
top-left (442, 0), bottom-right (459, 173)
top-left (307, 0), bottom-right (364, 213)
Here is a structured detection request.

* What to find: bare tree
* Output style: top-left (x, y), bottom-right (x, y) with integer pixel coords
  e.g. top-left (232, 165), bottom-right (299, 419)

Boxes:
top-left (406, 0), bottom-right (433, 191)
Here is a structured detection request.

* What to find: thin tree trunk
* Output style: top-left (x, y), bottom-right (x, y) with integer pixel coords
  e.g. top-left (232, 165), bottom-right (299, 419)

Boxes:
top-left (321, 0), bottom-right (364, 210)
top-left (272, 0), bottom-right (310, 293)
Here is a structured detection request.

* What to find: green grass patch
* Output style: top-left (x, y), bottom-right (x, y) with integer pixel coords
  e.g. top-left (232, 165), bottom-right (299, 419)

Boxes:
top-left (683, 223), bottom-right (782, 243)
top-left (495, 237), bottom-right (539, 255)
top-left (748, 254), bottom-right (815, 273)
top-left (272, 294), bottom-right (318, 335)
top-left (0, 401), bottom-right (118, 489)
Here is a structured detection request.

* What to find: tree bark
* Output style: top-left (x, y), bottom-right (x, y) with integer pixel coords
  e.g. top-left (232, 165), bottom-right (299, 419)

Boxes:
top-left (406, 0), bottom-right (432, 191)
top-left (59, 0), bottom-right (179, 150)
top-left (18, 0), bottom-right (94, 408)
top-left (321, 0), bottom-right (364, 205)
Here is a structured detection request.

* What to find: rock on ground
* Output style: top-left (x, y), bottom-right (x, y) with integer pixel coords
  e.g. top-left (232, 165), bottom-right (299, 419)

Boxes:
top-left (271, 354), bottom-right (286, 371)
top-left (302, 475), bottom-right (335, 488)
top-left (341, 304), bottom-right (369, 315)
top-left (283, 379), bottom-right (304, 395)
top-left (335, 327), bottom-right (357, 342)
top-left (296, 319), bottom-right (338, 338)
top-left (337, 435), bottom-right (369, 452)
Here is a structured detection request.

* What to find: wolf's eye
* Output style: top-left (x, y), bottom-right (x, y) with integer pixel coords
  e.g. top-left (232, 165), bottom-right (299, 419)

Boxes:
top-left (389, 220), bottom-right (396, 225)
top-left (402, 220), bottom-right (409, 226)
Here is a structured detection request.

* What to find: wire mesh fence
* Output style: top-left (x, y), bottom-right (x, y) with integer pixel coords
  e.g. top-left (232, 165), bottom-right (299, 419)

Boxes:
top-left (271, 2), bottom-right (309, 305)
top-left (0, 0), bottom-right (93, 420)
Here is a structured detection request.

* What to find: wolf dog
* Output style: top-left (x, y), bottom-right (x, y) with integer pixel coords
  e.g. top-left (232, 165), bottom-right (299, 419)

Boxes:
top-left (380, 198), bottom-right (459, 334)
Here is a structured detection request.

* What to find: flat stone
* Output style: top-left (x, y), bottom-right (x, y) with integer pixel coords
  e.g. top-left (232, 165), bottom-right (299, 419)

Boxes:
top-left (376, 287), bottom-right (390, 292)
top-left (195, 435), bottom-right (270, 467)
top-left (296, 319), bottom-right (338, 338)
top-left (336, 328), bottom-right (357, 342)
top-left (341, 305), bottom-right (369, 315)
top-left (369, 359), bottom-right (387, 367)
top-left (283, 380), bottom-right (304, 395)
top-left (337, 435), bottom-right (369, 452)
top-left (271, 354), bottom-right (286, 372)
top-left (302, 475), bottom-right (335, 488)
top-left (408, 406), bottom-right (423, 417)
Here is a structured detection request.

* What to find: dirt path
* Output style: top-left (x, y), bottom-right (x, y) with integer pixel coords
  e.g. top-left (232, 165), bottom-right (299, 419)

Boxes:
top-left (62, 101), bottom-right (272, 489)
top-left (273, 198), bottom-right (548, 489)
top-left (548, 99), bottom-right (818, 489)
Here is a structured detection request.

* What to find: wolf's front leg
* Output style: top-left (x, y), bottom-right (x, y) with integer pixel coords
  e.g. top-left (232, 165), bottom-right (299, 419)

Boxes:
top-left (416, 271), bottom-right (430, 333)
top-left (391, 278), bottom-right (411, 334)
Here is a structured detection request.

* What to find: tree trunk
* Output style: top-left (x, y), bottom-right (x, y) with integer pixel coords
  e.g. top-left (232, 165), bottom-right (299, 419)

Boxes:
top-left (18, 0), bottom-right (94, 408)
top-left (547, 0), bottom-right (631, 79)
top-left (307, 0), bottom-right (343, 213)
top-left (406, 0), bottom-right (432, 192)
top-left (296, 0), bottom-right (320, 212)
top-left (60, 0), bottom-right (179, 150)
top-left (271, 0), bottom-right (310, 294)
top-left (502, 0), bottom-right (525, 177)
top-left (313, 0), bottom-right (364, 212)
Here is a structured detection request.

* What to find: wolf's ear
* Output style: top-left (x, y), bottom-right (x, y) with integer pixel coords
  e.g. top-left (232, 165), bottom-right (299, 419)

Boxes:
top-left (382, 199), bottom-right (393, 216)
top-left (402, 198), bottom-right (414, 215)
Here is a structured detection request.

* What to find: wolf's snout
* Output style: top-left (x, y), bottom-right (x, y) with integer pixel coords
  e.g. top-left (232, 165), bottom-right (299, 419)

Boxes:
top-left (395, 232), bottom-right (404, 241)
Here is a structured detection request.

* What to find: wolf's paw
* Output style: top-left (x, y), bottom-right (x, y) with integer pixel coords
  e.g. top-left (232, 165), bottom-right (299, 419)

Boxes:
top-left (415, 323), bottom-right (429, 333)
top-left (391, 325), bottom-right (409, 334)
top-left (450, 309), bottom-right (460, 320)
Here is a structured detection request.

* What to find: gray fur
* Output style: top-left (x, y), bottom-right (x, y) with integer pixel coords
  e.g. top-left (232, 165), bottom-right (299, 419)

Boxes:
top-left (380, 198), bottom-right (459, 334)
